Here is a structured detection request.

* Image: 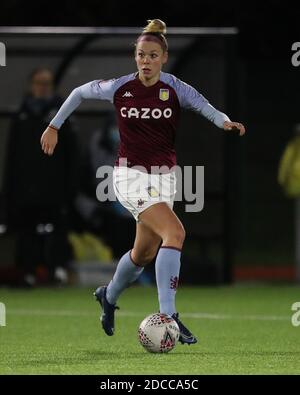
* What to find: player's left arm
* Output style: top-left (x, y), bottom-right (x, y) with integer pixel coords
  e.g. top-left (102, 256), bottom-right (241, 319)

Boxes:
top-left (200, 103), bottom-right (246, 136)
top-left (174, 77), bottom-right (246, 136)
top-left (223, 120), bottom-right (245, 136)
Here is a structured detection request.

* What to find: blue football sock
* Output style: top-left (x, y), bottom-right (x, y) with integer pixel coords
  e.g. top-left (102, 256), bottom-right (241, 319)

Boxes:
top-left (155, 247), bottom-right (181, 316)
top-left (106, 250), bottom-right (144, 304)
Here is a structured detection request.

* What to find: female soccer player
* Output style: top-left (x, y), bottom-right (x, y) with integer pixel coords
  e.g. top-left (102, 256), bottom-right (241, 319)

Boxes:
top-left (41, 19), bottom-right (245, 345)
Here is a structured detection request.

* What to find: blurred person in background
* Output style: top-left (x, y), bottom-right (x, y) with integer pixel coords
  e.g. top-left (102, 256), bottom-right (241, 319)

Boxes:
top-left (2, 68), bottom-right (80, 287)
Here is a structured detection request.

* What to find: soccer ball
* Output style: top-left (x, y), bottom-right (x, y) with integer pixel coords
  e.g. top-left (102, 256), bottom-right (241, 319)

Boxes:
top-left (138, 313), bottom-right (180, 353)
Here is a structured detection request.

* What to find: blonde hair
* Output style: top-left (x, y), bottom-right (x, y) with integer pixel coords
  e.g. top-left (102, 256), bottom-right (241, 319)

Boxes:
top-left (143, 19), bottom-right (167, 35)
top-left (136, 19), bottom-right (168, 52)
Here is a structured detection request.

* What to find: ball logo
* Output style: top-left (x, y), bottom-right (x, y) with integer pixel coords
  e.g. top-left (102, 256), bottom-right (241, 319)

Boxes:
top-left (120, 107), bottom-right (172, 119)
top-left (160, 330), bottom-right (175, 352)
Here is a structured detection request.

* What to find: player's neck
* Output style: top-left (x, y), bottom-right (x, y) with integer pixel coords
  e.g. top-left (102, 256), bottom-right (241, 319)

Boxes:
top-left (138, 72), bottom-right (160, 87)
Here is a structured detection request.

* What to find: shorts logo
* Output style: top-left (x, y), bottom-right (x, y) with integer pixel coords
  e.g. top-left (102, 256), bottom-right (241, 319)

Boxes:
top-left (159, 89), bottom-right (169, 101)
top-left (147, 186), bottom-right (160, 198)
top-left (170, 276), bottom-right (179, 290)
top-left (137, 199), bottom-right (145, 207)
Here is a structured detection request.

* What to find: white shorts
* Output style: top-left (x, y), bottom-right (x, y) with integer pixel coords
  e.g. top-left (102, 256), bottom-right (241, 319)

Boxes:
top-left (113, 166), bottom-right (176, 221)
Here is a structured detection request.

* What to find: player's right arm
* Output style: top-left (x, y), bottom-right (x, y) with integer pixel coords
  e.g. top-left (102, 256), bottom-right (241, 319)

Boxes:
top-left (41, 125), bottom-right (58, 156)
top-left (41, 79), bottom-right (116, 155)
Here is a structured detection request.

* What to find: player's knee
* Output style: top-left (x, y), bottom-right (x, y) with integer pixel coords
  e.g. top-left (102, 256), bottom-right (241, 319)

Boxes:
top-left (143, 249), bottom-right (158, 265)
top-left (173, 227), bottom-right (186, 245)
top-left (163, 226), bottom-right (186, 247)
top-left (132, 247), bottom-right (159, 267)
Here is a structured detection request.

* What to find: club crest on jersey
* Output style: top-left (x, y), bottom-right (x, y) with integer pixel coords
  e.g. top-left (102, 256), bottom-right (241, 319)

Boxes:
top-left (159, 89), bottom-right (169, 101)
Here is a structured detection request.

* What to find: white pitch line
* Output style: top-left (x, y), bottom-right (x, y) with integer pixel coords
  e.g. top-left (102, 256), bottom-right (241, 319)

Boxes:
top-left (6, 309), bottom-right (290, 321)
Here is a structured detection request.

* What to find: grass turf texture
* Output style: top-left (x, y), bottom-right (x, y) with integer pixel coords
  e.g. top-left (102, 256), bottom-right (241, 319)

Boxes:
top-left (0, 285), bottom-right (300, 374)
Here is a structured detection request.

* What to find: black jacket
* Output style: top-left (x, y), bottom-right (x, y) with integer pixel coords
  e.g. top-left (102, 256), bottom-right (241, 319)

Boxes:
top-left (2, 94), bottom-right (80, 222)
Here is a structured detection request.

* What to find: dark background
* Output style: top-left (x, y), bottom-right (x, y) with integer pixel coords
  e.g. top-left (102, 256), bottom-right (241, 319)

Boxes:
top-left (0, 0), bottom-right (299, 282)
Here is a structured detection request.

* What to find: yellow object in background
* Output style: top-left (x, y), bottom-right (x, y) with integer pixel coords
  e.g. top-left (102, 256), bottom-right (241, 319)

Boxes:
top-left (82, 232), bottom-right (113, 262)
top-left (68, 232), bottom-right (113, 263)
top-left (278, 136), bottom-right (300, 197)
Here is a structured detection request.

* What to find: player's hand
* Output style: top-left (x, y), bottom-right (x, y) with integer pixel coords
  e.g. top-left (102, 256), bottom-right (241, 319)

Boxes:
top-left (40, 126), bottom-right (58, 155)
top-left (223, 121), bottom-right (246, 136)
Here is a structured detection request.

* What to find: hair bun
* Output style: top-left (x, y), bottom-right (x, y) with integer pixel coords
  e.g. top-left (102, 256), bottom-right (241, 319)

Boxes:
top-left (143, 19), bottom-right (167, 35)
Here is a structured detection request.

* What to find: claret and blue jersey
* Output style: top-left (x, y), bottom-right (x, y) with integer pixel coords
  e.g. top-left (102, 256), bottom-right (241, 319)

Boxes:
top-left (50, 71), bottom-right (230, 172)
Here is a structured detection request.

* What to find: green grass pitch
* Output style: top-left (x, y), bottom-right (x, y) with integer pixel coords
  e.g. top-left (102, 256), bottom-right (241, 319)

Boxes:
top-left (0, 285), bottom-right (300, 374)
